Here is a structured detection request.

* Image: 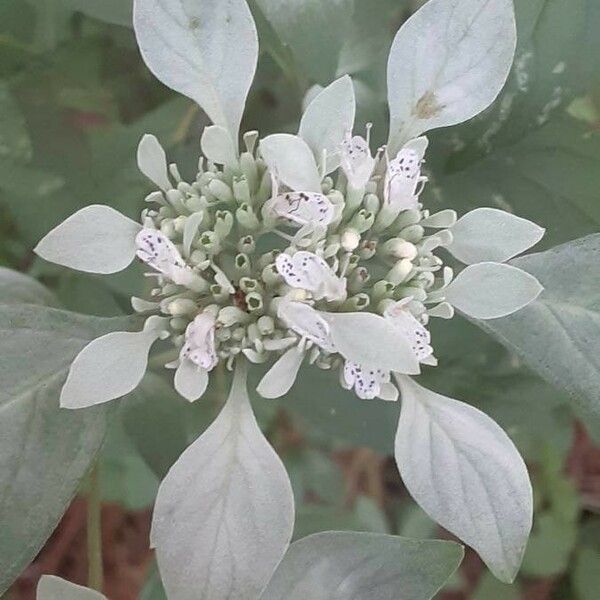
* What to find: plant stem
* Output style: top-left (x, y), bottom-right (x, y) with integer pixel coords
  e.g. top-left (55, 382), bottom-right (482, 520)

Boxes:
top-left (87, 462), bottom-right (103, 592)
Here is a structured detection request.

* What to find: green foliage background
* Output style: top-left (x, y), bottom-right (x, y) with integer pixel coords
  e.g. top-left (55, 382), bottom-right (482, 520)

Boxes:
top-left (1, 0), bottom-right (599, 598)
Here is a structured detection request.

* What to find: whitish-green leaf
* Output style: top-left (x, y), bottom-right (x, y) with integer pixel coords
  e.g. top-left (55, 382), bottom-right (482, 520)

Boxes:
top-left (445, 262), bottom-right (542, 319)
top-left (61, 318), bottom-right (166, 409)
top-left (134, 0), bottom-right (258, 145)
top-left (387, 0), bottom-right (517, 152)
top-left (395, 376), bottom-right (532, 583)
top-left (261, 531), bottom-right (464, 600)
top-left (324, 312), bottom-right (420, 374)
top-left (259, 134), bottom-right (322, 192)
top-left (477, 234), bottom-right (600, 423)
top-left (0, 267), bottom-right (57, 306)
top-left (200, 125), bottom-right (239, 167)
top-left (151, 360), bottom-right (294, 600)
top-left (449, 208), bottom-right (545, 264)
top-left (137, 134), bottom-right (171, 191)
top-left (299, 75), bottom-right (356, 174)
top-left (34, 205), bottom-right (141, 274)
top-left (257, 345), bottom-right (305, 398)
top-left (37, 576), bottom-right (107, 600)
top-left (0, 305), bottom-right (132, 594)
top-left (173, 360), bottom-right (209, 402)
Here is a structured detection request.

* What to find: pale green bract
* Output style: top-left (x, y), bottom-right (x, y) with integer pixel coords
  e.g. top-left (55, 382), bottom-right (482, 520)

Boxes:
top-left (394, 376), bottom-right (533, 583)
top-left (387, 0), bottom-right (517, 153)
top-left (133, 0), bottom-right (258, 146)
top-left (37, 576), bottom-right (107, 600)
top-left (34, 205), bottom-right (141, 274)
top-left (298, 75), bottom-right (356, 174)
top-left (151, 361), bottom-right (295, 600)
top-left (449, 208), bottom-right (545, 264)
top-left (261, 531), bottom-right (464, 600)
top-left (445, 262), bottom-right (543, 319)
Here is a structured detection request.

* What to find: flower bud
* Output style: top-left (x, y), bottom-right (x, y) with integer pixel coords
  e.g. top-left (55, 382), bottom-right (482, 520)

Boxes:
top-left (358, 240), bottom-right (377, 260)
top-left (166, 189), bottom-right (187, 213)
top-left (199, 230), bottom-right (221, 255)
top-left (341, 293), bottom-right (370, 311)
top-left (218, 306), bottom-right (250, 327)
top-left (238, 235), bottom-right (255, 254)
top-left (399, 224), bottom-right (425, 243)
top-left (214, 210), bottom-right (234, 238)
top-left (363, 193), bottom-right (380, 215)
top-left (208, 179), bottom-right (234, 203)
top-left (236, 203), bottom-right (260, 230)
top-left (189, 249), bottom-right (208, 267)
top-left (233, 176), bottom-right (251, 204)
top-left (173, 215), bottom-right (187, 233)
top-left (349, 209), bottom-right (375, 233)
top-left (381, 238), bottom-right (418, 260)
top-left (235, 253), bottom-right (252, 276)
top-left (257, 315), bottom-right (275, 335)
top-left (246, 291), bottom-right (264, 313)
top-left (348, 267), bottom-right (370, 294)
top-left (341, 228), bottom-right (361, 252)
top-left (169, 317), bottom-right (188, 332)
top-left (372, 280), bottom-right (395, 302)
top-left (167, 298), bottom-right (197, 317)
top-left (387, 259), bottom-right (414, 285)
top-left (160, 218), bottom-right (176, 239)
top-left (261, 264), bottom-right (281, 287)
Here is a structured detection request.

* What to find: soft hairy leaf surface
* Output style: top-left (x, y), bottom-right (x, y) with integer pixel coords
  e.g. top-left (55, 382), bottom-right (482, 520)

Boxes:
top-left (0, 304), bottom-right (132, 593)
top-left (394, 376), bottom-right (533, 582)
top-left (477, 234), bottom-right (600, 423)
top-left (134, 0), bottom-right (258, 144)
top-left (445, 262), bottom-right (543, 319)
top-left (34, 205), bottom-right (141, 274)
top-left (261, 531), bottom-right (464, 600)
top-left (449, 207), bottom-right (545, 264)
top-left (151, 361), bottom-right (294, 600)
top-left (387, 0), bottom-right (517, 152)
top-left (0, 267), bottom-right (57, 306)
top-left (298, 75), bottom-right (355, 174)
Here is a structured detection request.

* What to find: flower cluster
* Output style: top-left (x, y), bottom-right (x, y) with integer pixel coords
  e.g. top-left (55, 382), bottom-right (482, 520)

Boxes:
top-left (130, 129), bottom-right (456, 402)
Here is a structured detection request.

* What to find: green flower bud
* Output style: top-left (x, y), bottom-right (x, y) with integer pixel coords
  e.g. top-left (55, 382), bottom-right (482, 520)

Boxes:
top-left (167, 298), bottom-right (197, 317)
top-left (236, 203), bottom-right (260, 230)
top-left (349, 209), bottom-right (375, 233)
top-left (358, 240), bottom-right (377, 260)
top-left (371, 280), bottom-right (395, 303)
top-left (387, 258), bottom-right (414, 285)
top-left (169, 317), bottom-right (189, 332)
top-left (233, 176), bottom-right (251, 204)
top-left (218, 306), bottom-right (250, 327)
top-left (238, 235), bottom-right (255, 254)
top-left (160, 218), bottom-right (176, 239)
top-left (214, 210), bottom-right (234, 238)
top-left (235, 253), bottom-right (252, 276)
top-left (399, 224), bottom-right (425, 243)
top-left (341, 293), bottom-right (370, 311)
top-left (199, 230), bottom-right (221, 255)
top-left (363, 193), bottom-right (380, 215)
top-left (341, 228), bottom-right (361, 252)
top-left (381, 238), bottom-right (418, 260)
top-left (261, 264), bottom-right (281, 287)
top-left (348, 266), bottom-right (370, 294)
top-left (208, 178), bottom-right (234, 203)
top-left (166, 189), bottom-right (187, 214)
top-left (245, 291), bottom-right (264, 313)
top-left (257, 315), bottom-right (275, 335)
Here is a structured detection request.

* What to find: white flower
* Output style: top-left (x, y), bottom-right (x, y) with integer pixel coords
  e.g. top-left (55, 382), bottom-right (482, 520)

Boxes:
top-left (275, 251), bottom-right (347, 302)
top-left (277, 300), bottom-right (336, 353)
top-left (341, 361), bottom-right (396, 401)
top-left (136, 228), bottom-right (193, 285)
top-left (180, 312), bottom-right (218, 370)
top-left (264, 191), bottom-right (335, 227)
top-left (383, 137), bottom-right (429, 212)
top-left (384, 298), bottom-right (435, 364)
top-left (340, 131), bottom-right (375, 189)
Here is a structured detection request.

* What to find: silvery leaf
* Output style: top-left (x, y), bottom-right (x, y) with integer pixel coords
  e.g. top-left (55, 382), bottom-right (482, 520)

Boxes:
top-left (259, 134), bottom-right (322, 192)
top-left (476, 234), bottom-right (600, 424)
top-left (261, 531), bottom-right (464, 600)
top-left (37, 576), bottom-right (107, 600)
top-left (445, 262), bottom-right (543, 319)
top-left (395, 376), bottom-right (532, 583)
top-left (137, 134), bottom-right (171, 191)
top-left (174, 360), bottom-right (209, 402)
top-left (257, 345), bottom-right (305, 399)
top-left (0, 305), bottom-right (131, 593)
top-left (134, 0), bottom-right (258, 145)
top-left (449, 208), bottom-right (545, 264)
top-left (151, 360), bottom-right (294, 600)
top-left (298, 75), bottom-right (356, 174)
top-left (387, 0), bottom-right (517, 153)
top-left (34, 205), bottom-right (141, 274)
top-left (200, 125), bottom-right (239, 167)
top-left (0, 267), bottom-right (57, 306)
top-left (324, 312), bottom-right (420, 374)
top-left (60, 318), bottom-right (167, 409)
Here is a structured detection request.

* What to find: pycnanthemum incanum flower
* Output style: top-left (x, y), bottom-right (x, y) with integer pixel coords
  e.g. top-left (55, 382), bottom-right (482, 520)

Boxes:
top-left (34, 0), bottom-right (550, 592)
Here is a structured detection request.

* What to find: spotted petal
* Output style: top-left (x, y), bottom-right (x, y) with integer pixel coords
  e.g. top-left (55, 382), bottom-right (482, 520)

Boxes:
top-left (384, 137), bottom-right (428, 212)
top-left (180, 313), bottom-right (218, 370)
top-left (265, 192), bottom-right (334, 227)
top-left (340, 135), bottom-right (375, 190)
top-left (278, 301), bottom-right (336, 353)
top-left (342, 360), bottom-right (391, 400)
top-left (275, 251), bottom-right (346, 302)
top-left (385, 300), bottom-right (434, 362)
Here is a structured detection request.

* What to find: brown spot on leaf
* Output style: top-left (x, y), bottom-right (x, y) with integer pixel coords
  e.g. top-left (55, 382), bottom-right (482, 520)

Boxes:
top-left (414, 90), bottom-right (444, 120)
